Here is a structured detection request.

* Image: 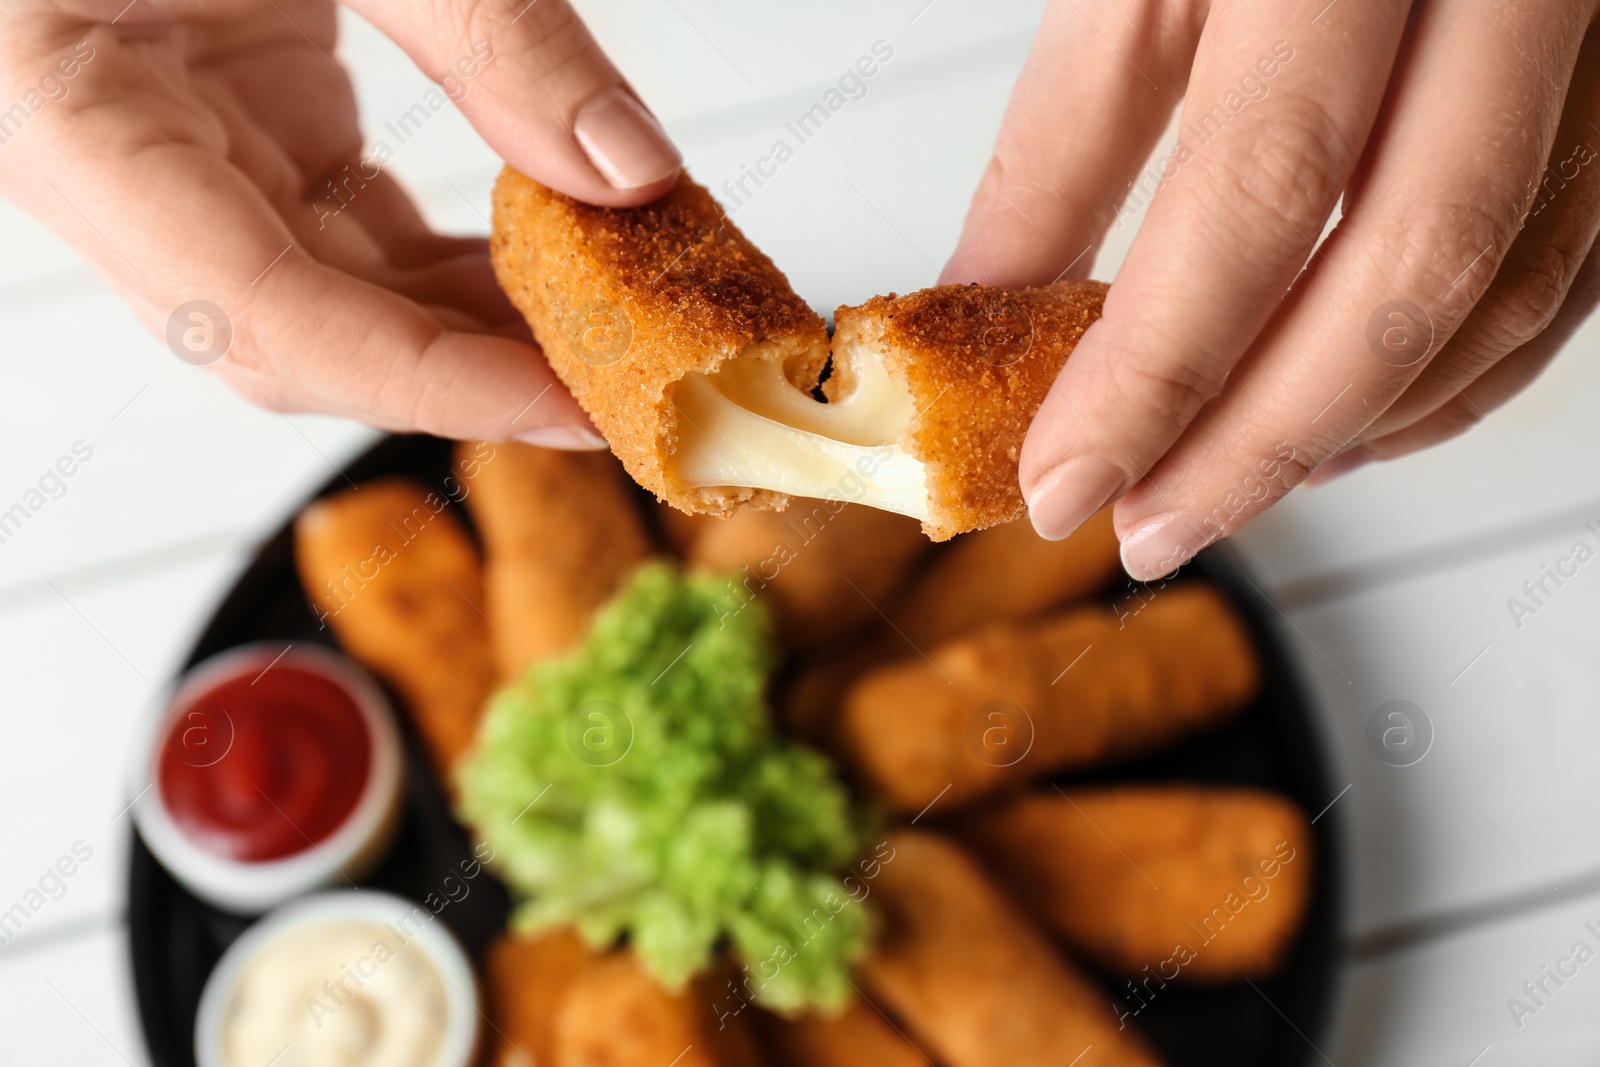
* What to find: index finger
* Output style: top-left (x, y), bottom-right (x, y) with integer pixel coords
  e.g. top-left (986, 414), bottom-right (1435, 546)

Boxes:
top-left (1020, 0), bottom-right (1410, 540)
top-left (25, 28), bottom-right (596, 445)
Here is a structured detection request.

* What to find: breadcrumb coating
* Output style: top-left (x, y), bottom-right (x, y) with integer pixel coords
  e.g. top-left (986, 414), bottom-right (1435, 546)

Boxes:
top-left (491, 166), bottom-right (1108, 540)
top-left (833, 281), bottom-right (1107, 540)
top-left (961, 787), bottom-right (1314, 980)
top-left (490, 166), bottom-right (828, 514)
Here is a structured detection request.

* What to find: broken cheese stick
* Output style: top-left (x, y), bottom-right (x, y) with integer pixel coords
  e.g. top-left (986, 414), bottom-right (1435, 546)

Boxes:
top-left (458, 441), bottom-right (651, 680)
top-left (294, 479), bottom-right (499, 780)
top-left (859, 831), bottom-right (1162, 1067)
top-left (489, 166), bottom-right (1107, 540)
top-left (839, 584), bottom-right (1259, 812)
top-left (959, 787), bottom-right (1314, 981)
top-left (491, 167), bottom-right (827, 519)
top-left (821, 282), bottom-right (1105, 539)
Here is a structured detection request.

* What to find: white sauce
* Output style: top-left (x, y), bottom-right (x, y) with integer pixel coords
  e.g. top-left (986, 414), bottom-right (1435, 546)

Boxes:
top-left (221, 919), bottom-right (447, 1067)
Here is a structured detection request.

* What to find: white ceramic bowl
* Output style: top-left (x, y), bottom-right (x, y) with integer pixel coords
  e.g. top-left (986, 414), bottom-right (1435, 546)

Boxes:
top-left (193, 890), bottom-right (481, 1067)
top-left (128, 642), bottom-right (403, 914)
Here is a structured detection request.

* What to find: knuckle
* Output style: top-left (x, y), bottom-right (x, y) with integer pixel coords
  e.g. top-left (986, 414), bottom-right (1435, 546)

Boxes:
top-left (423, 0), bottom-right (520, 74)
top-left (1255, 412), bottom-right (1332, 475)
top-left (432, 0), bottom-right (486, 65)
top-left (973, 150), bottom-right (1040, 224)
top-left (1097, 327), bottom-right (1219, 426)
top-left (1236, 411), bottom-right (1334, 481)
top-left (1471, 238), bottom-right (1581, 350)
top-left (399, 336), bottom-right (453, 436)
top-left (405, 390), bottom-right (447, 437)
top-left (1408, 346), bottom-right (1489, 402)
top-left (492, 0), bottom-right (587, 58)
top-left (1274, 447), bottom-right (1317, 489)
top-left (980, 140), bottom-right (1100, 234)
top-left (1285, 419), bottom-right (1346, 468)
top-left (1370, 395), bottom-right (1481, 460)
top-left (1364, 197), bottom-right (1524, 322)
top-left (223, 318), bottom-right (301, 400)
top-left (1214, 99), bottom-right (1350, 237)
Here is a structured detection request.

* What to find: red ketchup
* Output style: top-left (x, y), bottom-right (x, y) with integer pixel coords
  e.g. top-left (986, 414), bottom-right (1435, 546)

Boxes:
top-left (157, 662), bottom-right (371, 862)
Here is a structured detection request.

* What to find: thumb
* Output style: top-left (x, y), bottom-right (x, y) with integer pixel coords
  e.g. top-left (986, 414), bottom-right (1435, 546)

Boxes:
top-left (345, 0), bottom-right (681, 206)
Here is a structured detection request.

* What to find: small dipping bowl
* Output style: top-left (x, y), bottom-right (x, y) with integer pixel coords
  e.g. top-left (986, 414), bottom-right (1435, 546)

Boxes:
top-left (129, 642), bottom-right (403, 913)
top-left (194, 890), bottom-right (480, 1067)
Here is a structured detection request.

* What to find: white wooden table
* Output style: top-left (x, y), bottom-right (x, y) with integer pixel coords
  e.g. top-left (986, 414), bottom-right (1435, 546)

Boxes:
top-left (3, 3), bottom-right (1599, 1063)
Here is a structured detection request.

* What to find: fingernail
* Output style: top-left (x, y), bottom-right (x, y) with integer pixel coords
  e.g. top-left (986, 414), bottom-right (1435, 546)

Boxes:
top-left (1026, 456), bottom-right (1125, 540)
top-left (1119, 511), bottom-right (1219, 581)
top-left (516, 425), bottom-right (609, 451)
top-left (574, 88), bottom-right (681, 189)
top-left (1305, 446), bottom-right (1373, 487)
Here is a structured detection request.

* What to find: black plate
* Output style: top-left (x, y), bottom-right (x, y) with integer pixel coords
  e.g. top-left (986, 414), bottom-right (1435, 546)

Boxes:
top-left (128, 433), bottom-right (1343, 1067)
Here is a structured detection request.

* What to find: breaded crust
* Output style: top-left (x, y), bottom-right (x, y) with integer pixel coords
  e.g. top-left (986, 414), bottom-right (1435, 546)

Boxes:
top-left (293, 479), bottom-right (499, 781)
top-left (832, 281), bottom-right (1107, 540)
top-left (684, 500), bottom-right (926, 648)
top-left (888, 507), bottom-right (1120, 647)
top-left (960, 787), bottom-right (1314, 981)
top-left (490, 166), bottom-right (828, 515)
top-left (485, 927), bottom-right (602, 1067)
top-left (860, 831), bottom-right (1161, 1067)
top-left (838, 584), bottom-right (1259, 812)
top-left (458, 441), bottom-right (651, 679)
top-left (554, 953), bottom-right (763, 1067)
top-left (756, 998), bottom-right (929, 1067)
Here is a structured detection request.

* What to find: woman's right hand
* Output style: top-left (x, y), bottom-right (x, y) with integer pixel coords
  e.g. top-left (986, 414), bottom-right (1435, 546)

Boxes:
top-left (0, 0), bottom-right (682, 447)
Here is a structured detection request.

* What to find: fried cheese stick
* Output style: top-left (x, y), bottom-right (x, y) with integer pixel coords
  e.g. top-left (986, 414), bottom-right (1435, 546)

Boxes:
top-left (887, 507), bottom-right (1120, 648)
top-left (839, 584), bottom-right (1259, 812)
top-left (458, 441), bottom-right (651, 680)
top-left (656, 500), bottom-right (711, 555)
top-left (959, 787), bottom-right (1313, 981)
top-left (780, 644), bottom-right (891, 749)
top-left (487, 931), bottom-right (764, 1067)
top-left (554, 953), bottom-right (762, 1067)
top-left (859, 831), bottom-right (1161, 1067)
top-left (294, 479), bottom-right (498, 779)
top-left (486, 927), bottom-right (602, 1067)
top-left (781, 507), bottom-right (1119, 742)
top-left (781, 508), bottom-right (1118, 743)
top-left (684, 500), bottom-right (926, 648)
top-left (756, 999), bottom-right (929, 1067)
top-left (490, 167), bottom-right (1106, 540)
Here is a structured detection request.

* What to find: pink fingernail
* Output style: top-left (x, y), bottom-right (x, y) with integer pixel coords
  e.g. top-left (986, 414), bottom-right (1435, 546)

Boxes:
top-left (1119, 511), bottom-right (1219, 581)
top-left (1026, 456), bottom-right (1125, 541)
top-left (516, 425), bottom-right (609, 451)
top-left (573, 88), bottom-right (681, 190)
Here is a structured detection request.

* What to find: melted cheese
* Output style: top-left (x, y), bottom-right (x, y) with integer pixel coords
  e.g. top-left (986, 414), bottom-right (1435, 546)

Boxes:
top-left (670, 349), bottom-right (929, 520)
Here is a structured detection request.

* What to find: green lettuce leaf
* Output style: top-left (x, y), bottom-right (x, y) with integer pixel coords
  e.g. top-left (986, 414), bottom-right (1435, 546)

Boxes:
top-left (455, 561), bottom-right (871, 1012)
